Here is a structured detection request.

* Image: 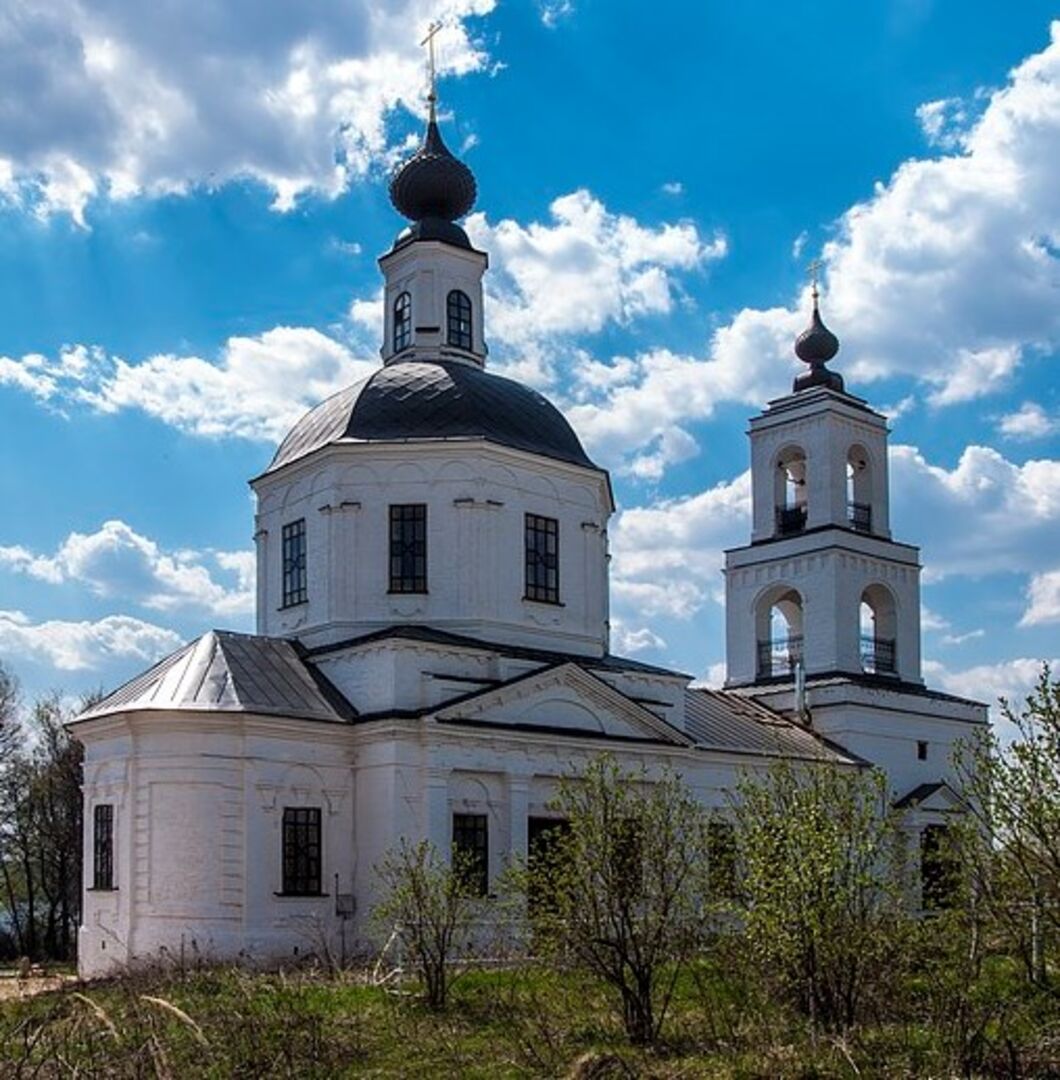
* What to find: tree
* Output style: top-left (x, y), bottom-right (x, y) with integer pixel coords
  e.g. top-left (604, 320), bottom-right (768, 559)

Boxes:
top-left (0, 688), bottom-right (84, 962)
top-left (372, 839), bottom-right (483, 1011)
top-left (731, 761), bottom-right (909, 1032)
top-left (956, 664), bottom-right (1060, 985)
top-left (520, 756), bottom-right (710, 1046)
top-left (0, 661), bottom-right (18, 768)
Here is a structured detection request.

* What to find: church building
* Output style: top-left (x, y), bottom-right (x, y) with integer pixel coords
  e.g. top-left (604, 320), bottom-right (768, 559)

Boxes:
top-left (70, 91), bottom-right (987, 977)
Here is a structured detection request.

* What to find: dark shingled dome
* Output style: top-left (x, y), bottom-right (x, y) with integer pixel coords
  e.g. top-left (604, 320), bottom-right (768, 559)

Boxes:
top-left (389, 120), bottom-right (476, 224)
top-left (266, 361), bottom-right (598, 475)
top-left (795, 305), bottom-right (840, 365)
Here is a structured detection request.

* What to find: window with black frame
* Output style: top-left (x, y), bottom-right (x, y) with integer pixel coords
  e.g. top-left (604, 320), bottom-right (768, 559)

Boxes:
top-left (389, 504), bottom-right (427, 593)
top-left (93, 804), bottom-right (114, 890)
top-left (921, 824), bottom-right (958, 910)
top-left (281, 519), bottom-right (307, 607)
top-left (707, 819), bottom-right (738, 900)
top-left (393, 291), bottom-right (412, 353)
top-left (281, 807), bottom-right (322, 896)
top-left (525, 513), bottom-right (559, 603)
top-left (452, 812), bottom-right (488, 897)
top-left (446, 289), bottom-right (472, 350)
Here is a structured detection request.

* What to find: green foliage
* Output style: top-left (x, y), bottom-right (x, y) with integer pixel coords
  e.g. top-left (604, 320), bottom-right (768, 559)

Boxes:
top-left (518, 755), bottom-right (710, 1046)
top-left (371, 838), bottom-right (484, 1011)
top-left (957, 663), bottom-right (1060, 984)
top-left (731, 761), bottom-right (910, 1032)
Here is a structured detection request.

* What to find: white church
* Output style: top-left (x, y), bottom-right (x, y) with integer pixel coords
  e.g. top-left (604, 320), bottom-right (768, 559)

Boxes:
top-left (71, 91), bottom-right (987, 977)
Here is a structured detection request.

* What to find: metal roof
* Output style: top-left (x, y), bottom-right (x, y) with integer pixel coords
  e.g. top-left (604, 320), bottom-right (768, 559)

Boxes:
top-left (264, 360), bottom-right (599, 476)
top-left (684, 688), bottom-right (856, 763)
top-left (75, 631), bottom-right (353, 724)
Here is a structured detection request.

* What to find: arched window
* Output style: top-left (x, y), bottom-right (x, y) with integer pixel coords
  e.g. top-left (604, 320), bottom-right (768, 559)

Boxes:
top-left (447, 289), bottom-right (472, 350)
top-left (393, 292), bottom-right (412, 353)
top-left (860, 584), bottom-right (897, 674)
top-left (754, 585), bottom-right (804, 678)
top-left (847, 445), bottom-right (872, 533)
top-left (773, 446), bottom-right (807, 536)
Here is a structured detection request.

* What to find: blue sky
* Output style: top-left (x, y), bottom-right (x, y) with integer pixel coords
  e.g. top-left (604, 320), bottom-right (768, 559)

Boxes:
top-left (0, 0), bottom-right (1058, 716)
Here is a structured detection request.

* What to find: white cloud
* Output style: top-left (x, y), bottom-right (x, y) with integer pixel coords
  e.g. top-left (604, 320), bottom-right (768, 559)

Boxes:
top-left (463, 190), bottom-right (726, 357)
top-left (890, 444), bottom-right (1060, 580)
top-left (610, 620), bottom-right (666, 655)
top-left (998, 401), bottom-right (1058, 440)
top-left (610, 470), bottom-right (750, 621)
top-left (923, 656), bottom-right (1058, 719)
top-left (0, 521), bottom-right (254, 618)
top-left (915, 97), bottom-right (972, 150)
top-left (0, 1), bottom-right (495, 221)
top-left (1021, 569), bottom-right (1060, 626)
top-left (0, 610), bottom-right (181, 672)
top-left (0, 328), bottom-right (374, 441)
top-left (661, 181), bottom-right (683, 196)
top-left (538, 1), bottom-right (574, 27)
top-left (939, 629), bottom-right (986, 646)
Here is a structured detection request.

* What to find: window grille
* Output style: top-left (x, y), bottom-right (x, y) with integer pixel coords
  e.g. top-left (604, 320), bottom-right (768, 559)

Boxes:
top-left (452, 812), bottom-right (489, 897)
top-left (393, 291), bottom-right (412, 352)
top-left (282, 519), bottom-right (307, 607)
top-left (93, 804), bottom-right (114, 890)
top-left (446, 290), bottom-right (472, 350)
top-left (525, 513), bottom-right (559, 603)
top-left (282, 807), bottom-right (322, 896)
top-left (389, 504), bottom-right (427, 593)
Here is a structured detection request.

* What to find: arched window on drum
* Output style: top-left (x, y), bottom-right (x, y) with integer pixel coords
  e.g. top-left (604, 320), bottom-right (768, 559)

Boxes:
top-left (447, 289), bottom-right (472, 350)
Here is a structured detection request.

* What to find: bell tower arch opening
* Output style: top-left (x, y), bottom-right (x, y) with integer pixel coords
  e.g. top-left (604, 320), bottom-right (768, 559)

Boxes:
top-left (754, 585), bottom-right (804, 679)
top-left (860, 584), bottom-right (898, 675)
top-left (846, 444), bottom-right (874, 534)
top-left (774, 446), bottom-right (808, 537)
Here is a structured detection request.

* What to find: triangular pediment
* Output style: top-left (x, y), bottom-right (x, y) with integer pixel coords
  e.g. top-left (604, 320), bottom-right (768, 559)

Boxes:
top-left (432, 662), bottom-right (692, 746)
top-left (894, 780), bottom-right (964, 814)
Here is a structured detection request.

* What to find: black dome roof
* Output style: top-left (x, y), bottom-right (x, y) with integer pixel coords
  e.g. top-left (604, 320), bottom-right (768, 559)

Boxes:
top-left (389, 119), bottom-right (476, 224)
top-left (266, 361), bottom-right (598, 475)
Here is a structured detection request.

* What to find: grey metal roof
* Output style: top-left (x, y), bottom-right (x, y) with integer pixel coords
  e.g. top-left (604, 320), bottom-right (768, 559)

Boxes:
top-left (264, 360), bottom-right (598, 476)
top-left (893, 780), bottom-right (961, 809)
top-left (75, 631), bottom-right (354, 724)
top-left (684, 688), bottom-right (856, 763)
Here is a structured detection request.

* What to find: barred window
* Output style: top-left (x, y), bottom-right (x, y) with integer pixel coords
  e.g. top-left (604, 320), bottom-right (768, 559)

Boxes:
top-left (282, 807), bottom-right (322, 896)
top-left (452, 812), bottom-right (488, 897)
top-left (921, 824), bottom-right (958, 911)
top-left (389, 504), bottom-right (427, 593)
top-left (282, 519), bottom-right (307, 607)
top-left (393, 291), bottom-right (412, 353)
top-left (446, 289), bottom-right (472, 350)
top-left (93, 804), bottom-right (114, 891)
top-left (707, 820), bottom-right (738, 900)
top-left (525, 513), bottom-right (559, 603)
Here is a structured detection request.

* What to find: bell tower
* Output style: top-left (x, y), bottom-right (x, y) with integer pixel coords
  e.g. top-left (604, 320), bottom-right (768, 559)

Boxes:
top-left (724, 284), bottom-right (923, 688)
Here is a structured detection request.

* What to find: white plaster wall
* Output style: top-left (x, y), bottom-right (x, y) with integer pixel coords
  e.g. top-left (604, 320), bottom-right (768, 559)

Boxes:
top-left (253, 442), bottom-right (612, 658)
top-left (749, 389), bottom-right (891, 542)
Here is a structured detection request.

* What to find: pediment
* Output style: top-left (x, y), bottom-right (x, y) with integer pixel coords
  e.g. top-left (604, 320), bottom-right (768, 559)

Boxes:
top-left (894, 780), bottom-right (964, 814)
top-left (432, 662), bottom-right (692, 746)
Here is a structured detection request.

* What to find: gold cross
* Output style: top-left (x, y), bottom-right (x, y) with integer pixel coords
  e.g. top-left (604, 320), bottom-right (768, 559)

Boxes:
top-left (807, 258), bottom-right (822, 298)
top-left (420, 21), bottom-right (442, 110)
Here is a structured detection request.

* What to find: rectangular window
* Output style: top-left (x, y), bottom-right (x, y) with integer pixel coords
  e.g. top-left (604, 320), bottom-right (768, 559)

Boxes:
top-left (389, 504), bottom-right (428, 593)
top-left (528, 816), bottom-right (570, 914)
top-left (281, 519), bottom-right (307, 607)
top-left (452, 812), bottom-right (489, 897)
top-left (93, 804), bottom-right (114, 890)
top-left (524, 513), bottom-right (559, 604)
top-left (282, 807), bottom-right (322, 896)
top-left (917, 740), bottom-right (929, 761)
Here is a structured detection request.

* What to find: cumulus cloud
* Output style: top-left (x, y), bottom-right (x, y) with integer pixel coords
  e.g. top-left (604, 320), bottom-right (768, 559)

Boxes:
top-left (464, 189), bottom-right (725, 354)
top-left (923, 656), bottom-right (1059, 720)
top-left (0, 0), bottom-right (495, 222)
top-left (609, 470), bottom-right (751, 621)
top-left (1021, 569), bottom-right (1060, 626)
top-left (998, 401), bottom-right (1058, 440)
top-left (889, 444), bottom-right (1060, 581)
top-left (0, 328), bottom-right (374, 441)
top-left (0, 609), bottom-right (181, 671)
top-left (0, 521), bottom-right (255, 618)
top-left (610, 619), bottom-right (666, 656)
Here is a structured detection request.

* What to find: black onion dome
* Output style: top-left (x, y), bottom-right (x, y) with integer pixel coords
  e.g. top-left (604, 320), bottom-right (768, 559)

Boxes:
top-left (266, 361), bottom-right (598, 475)
top-left (389, 119), bottom-right (476, 223)
top-left (794, 304), bottom-right (840, 364)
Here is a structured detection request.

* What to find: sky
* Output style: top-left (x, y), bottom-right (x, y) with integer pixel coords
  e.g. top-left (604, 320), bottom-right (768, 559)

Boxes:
top-left (0, 0), bottom-right (1058, 721)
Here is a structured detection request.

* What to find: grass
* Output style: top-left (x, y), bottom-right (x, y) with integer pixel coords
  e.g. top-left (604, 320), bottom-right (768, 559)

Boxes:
top-left (1, 962), bottom-right (1057, 1078)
